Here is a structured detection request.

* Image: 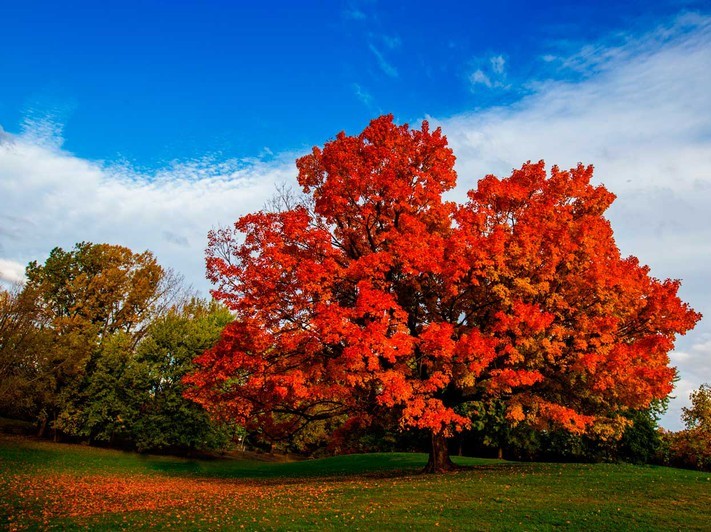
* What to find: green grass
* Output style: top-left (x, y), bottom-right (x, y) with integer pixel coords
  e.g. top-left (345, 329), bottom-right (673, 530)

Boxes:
top-left (2, 434), bottom-right (710, 530)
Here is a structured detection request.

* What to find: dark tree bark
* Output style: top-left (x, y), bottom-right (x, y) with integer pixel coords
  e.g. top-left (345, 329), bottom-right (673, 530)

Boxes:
top-left (423, 431), bottom-right (457, 473)
top-left (37, 417), bottom-right (47, 438)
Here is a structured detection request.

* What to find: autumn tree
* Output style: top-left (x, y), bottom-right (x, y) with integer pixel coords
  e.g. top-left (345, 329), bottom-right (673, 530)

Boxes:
top-left (677, 384), bottom-right (711, 470)
top-left (24, 242), bottom-right (175, 341)
top-left (185, 115), bottom-right (700, 472)
top-left (16, 242), bottom-right (181, 438)
top-left (660, 384), bottom-right (711, 471)
top-left (0, 284), bottom-right (51, 421)
top-left (683, 384), bottom-right (711, 431)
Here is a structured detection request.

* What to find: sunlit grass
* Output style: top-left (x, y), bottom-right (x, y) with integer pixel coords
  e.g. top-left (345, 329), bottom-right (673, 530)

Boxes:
top-left (2, 435), bottom-right (710, 530)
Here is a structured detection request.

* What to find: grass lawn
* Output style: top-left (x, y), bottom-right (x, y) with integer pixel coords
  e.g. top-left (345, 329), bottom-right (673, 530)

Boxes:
top-left (1, 434), bottom-right (710, 530)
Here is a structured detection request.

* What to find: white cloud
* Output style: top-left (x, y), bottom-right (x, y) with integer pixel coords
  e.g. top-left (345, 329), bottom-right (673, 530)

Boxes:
top-left (669, 334), bottom-right (711, 422)
top-left (20, 114), bottom-right (65, 150)
top-left (0, 259), bottom-right (25, 284)
top-left (0, 133), bottom-right (298, 296)
top-left (435, 14), bottom-right (711, 430)
top-left (17, 97), bottom-right (77, 151)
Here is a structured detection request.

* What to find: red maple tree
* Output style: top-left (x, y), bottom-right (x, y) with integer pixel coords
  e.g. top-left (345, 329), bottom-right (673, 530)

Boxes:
top-left (185, 115), bottom-right (700, 472)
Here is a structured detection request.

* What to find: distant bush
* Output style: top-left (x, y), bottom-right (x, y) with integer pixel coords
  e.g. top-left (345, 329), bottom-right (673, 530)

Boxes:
top-left (658, 428), bottom-right (711, 471)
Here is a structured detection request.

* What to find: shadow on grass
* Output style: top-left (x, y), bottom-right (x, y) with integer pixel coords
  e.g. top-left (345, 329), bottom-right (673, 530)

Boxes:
top-left (0, 434), bottom-right (511, 483)
top-left (144, 451), bottom-right (511, 482)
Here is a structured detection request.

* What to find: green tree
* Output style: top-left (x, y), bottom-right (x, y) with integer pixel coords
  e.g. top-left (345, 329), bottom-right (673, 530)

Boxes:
top-left (77, 332), bottom-right (137, 445)
top-left (128, 299), bottom-right (238, 452)
top-left (466, 404), bottom-right (664, 463)
top-left (617, 406), bottom-right (664, 464)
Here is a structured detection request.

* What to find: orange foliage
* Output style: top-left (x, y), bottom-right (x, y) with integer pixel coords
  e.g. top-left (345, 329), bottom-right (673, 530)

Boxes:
top-left (3, 470), bottom-right (336, 529)
top-left (185, 115), bottom-right (700, 445)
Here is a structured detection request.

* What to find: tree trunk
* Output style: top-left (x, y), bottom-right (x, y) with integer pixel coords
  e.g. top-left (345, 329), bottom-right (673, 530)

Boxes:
top-left (37, 417), bottom-right (47, 438)
top-left (423, 431), bottom-right (457, 473)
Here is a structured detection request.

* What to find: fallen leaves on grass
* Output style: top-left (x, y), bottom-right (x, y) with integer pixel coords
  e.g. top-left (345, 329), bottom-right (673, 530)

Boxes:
top-left (3, 472), bottom-right (335, 529)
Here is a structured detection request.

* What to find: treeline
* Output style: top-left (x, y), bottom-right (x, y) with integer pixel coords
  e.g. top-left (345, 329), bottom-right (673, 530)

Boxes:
top-left (318, 401), bottom-right (664, 464)
top-left (318, 396), bottom-right (710, 471)
top-left (0, 242), bottom-right (240, 453)
top-left (1, 241), bottom-right (708, 470)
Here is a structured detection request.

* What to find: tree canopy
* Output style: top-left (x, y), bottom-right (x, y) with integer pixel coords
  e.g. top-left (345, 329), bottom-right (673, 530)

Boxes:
top-left (661, 384), bottom-right (711, 471)
top-left (683, 384), bottom-right (711, 432)
top-left (1, 242), bottom-right (179, 440)
top-left (184, 115), bottom-right (700, 472)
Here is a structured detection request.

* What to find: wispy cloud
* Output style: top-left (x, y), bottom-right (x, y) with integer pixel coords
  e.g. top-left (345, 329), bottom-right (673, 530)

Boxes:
top-left (490, 55), bottom-right (506, 75)
top-left (383, 35), bottom-right (401, 50)
top-left (353, 83), bottom-right (374, 108)
top-left (343, 7), bottom-right (366, 21)
top-left (368, 43), bottom-right (398, 78)
top-left (469, 69), bottom-right (493, 88)
top-left (540, 12), bottom-right (711, 78)
top-left (20, 111), bottom-right (66, 150)
top-left (468, 53), bottom-right (509, 90)
top-left (17, 94), bottom-right (77, 150)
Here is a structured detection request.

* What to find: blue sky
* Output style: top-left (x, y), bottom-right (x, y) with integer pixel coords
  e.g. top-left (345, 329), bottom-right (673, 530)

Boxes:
top-left (1, 1), bottom-right (711, 429)
top-left (2, 0), bottom-right (706, 166)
